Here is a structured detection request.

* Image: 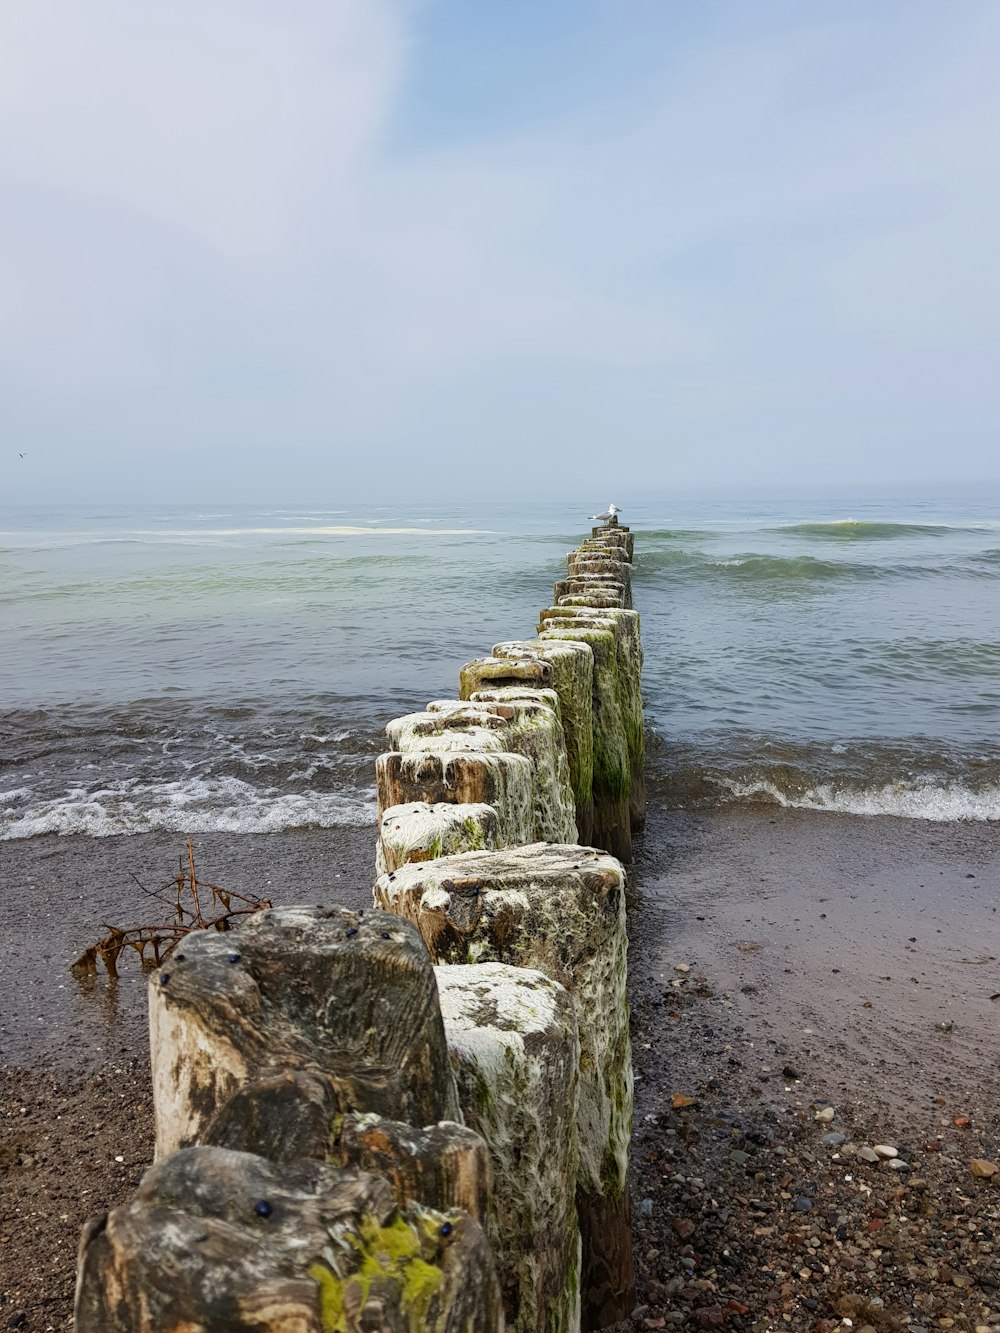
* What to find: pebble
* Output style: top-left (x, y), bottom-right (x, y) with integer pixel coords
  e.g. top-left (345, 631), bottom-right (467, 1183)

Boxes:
top-left (821, 1132), bottom-right (847, 1146)
top-left (814, 1106), bottom-right (835, 1122)
top-left (970, 1159), bottom-right (998, 1178)
top-left (872, 1144), bottom-right (898, 1159)
top-left (793, 1196), bottom-right (813, 1211)
top-left (858, 1147), bottom-right (880, 1163)
top-left (640, 1198), bottom-right (654, 1217)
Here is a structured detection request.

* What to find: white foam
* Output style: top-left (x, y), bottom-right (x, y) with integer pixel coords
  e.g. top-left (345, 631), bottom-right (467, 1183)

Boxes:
top-left (715, 776), bottom-right (1000, 822)
top-left (0, 775), bottom-right (376, 839)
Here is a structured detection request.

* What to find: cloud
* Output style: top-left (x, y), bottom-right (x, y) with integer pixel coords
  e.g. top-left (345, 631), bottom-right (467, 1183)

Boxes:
top-left (2, 1), bottom-right (999, 497)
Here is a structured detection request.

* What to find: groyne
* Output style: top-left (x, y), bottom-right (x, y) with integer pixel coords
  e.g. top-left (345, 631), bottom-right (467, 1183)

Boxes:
top-left (75, 517), bottom-right (644, 1333)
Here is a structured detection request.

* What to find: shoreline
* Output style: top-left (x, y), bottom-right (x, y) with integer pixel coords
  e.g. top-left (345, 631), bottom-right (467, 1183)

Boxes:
top-left (2, 806), bottom-right (1000, 1328)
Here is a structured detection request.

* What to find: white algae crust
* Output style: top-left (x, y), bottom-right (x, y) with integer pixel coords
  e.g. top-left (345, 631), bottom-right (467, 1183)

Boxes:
top-left (376, 801), bottom-right (501, 874)
top-left (437, 962), bottom-right (581, 1333)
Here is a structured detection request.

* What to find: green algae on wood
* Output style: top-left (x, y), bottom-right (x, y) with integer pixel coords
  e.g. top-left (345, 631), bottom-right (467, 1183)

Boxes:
top-left (536, 620), bottom-right (632, 862)
top-left (538, 606), bottom-right (645, 835)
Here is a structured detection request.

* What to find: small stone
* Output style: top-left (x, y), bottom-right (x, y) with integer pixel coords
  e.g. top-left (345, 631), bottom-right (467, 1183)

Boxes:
top-left (672, 1092), bottom-right (697, 1110)
top-left (729, 1150), bottom-right (750, 1167)
top-left (888, 1158), bottom-right (910, 1171)
top-left (793, 1196), bottom-right (813, 1211)
top-left (639, 1198), bottom-right (654, 1217)
top-left (872, 1144), bottom-right (898, 1159)
top-left (673, 1218), bottom-right (696, 1240)
top-left (674, 963), bottom-right (691, 973)
top-left (821, 1132), bottom-right (847, 1146)
top-left (814, 1106), bottom-right (835, 1122)
top-left (858, 1147), bottom-right (880, 1163)
top-left (970, 1158), bottom-right (998, 1178)
top-left (782, 1065), bottom-right (800, 1080)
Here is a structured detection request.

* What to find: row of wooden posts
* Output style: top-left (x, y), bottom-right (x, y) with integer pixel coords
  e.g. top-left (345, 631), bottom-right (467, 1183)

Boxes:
top-left (75, 520), bottom-right (643, 1333)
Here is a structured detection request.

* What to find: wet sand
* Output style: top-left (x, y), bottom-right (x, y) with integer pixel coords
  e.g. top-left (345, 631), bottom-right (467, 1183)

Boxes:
top-left (3, 807), bottom-right (1000, 1329)
top-left (635, 806), bottom-right (1000, 1118)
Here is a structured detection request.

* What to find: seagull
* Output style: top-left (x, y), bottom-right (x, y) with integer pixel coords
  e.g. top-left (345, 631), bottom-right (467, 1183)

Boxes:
top-left (590, 503), bottom-right (620, 523)
top-left (18, 451), bottom-right (26, 459)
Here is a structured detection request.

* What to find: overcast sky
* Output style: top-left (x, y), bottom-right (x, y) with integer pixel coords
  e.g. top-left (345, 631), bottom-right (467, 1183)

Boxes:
top-left (3, 0), bottom-right (999, 503)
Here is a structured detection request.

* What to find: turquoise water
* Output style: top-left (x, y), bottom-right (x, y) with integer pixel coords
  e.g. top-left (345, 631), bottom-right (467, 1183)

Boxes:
top-left (2, 492), bottom-right (999, 836)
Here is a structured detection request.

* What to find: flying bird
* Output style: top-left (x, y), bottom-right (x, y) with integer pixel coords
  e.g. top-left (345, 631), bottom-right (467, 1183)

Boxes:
top-left (18, 451), bottom-right (26, 458)
top-left (590, 503), bottom-right (620, 522)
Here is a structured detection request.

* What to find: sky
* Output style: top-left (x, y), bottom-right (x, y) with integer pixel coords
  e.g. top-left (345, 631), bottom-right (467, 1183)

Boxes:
top-left (2, 0), bottom-right (1000, 503)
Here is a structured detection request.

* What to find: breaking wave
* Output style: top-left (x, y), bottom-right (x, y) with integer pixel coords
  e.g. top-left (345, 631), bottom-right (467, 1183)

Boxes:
top-left (0, 774), bottom-right (376, 840)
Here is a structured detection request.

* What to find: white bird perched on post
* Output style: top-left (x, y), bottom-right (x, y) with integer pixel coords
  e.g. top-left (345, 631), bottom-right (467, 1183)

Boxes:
top-left (590, 503), bottom-right (620, 523)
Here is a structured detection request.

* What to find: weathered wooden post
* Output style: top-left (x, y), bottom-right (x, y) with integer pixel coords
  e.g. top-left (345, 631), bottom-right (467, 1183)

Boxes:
top-left (374, 843), bottom-right (635, 1329)
top-left (376, 750), bottom-right (535, 844)
top-left (534, 621), bottom-right (632, 862)
top-left (437, 961), bottom-right (582, 1332)
top-left (75, 1146), bottom-right (504, 1332)
top-left (539, 605), bottom-right (645, 836)
top-left (461, 641), bottom-right (595, 846)
top-left (149, 905), bottom-right (459, 1157)
top-left (383, 699), bottom-right (576, 844)
top-left (377, 800), bottom-right (503, 873)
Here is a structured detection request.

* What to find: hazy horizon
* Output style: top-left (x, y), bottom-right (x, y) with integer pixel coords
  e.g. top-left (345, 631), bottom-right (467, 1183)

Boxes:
top-left (3, 1), bottom-right (999, 505)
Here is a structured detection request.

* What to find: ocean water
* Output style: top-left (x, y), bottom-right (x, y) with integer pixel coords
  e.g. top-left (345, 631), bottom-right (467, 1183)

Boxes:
top-left (2, 492), bottom-right (999, 838)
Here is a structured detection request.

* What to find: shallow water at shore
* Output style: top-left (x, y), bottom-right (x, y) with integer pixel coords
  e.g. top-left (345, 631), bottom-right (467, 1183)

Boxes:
top-left (3, 490), bottom-right (1000, 838)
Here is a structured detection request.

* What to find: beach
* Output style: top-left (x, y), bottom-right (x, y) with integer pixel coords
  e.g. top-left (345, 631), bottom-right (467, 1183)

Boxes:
top-left (4, 806), bottom-right (1000, 1329)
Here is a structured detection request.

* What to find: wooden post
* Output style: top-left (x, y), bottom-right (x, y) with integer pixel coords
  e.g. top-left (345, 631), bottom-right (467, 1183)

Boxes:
top-left (385, 698), bottom-right (577, 844)
top-left (375, 843), bottom-right (634, 1327)
top-left (376, 750), bottom-right (535, 845)
top-left (75, 1145), bottom-right (504, 1332)
top-left (377, 801), bottom-right (503, 873)
top-left (462, 641), bottom-right (596, 846)
top-left (341, 1115), bottom-right (492, 1225)
top-left (539, 605), bottom-right (645, 837)
top-left (149, 905), bottom-right (459, 1157)
top-left (437, 961), bottom-right (582, 1333)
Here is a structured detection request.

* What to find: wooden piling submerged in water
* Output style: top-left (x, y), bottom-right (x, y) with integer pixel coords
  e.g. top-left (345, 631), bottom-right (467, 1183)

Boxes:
top-left (75, 517), bottom-right (643, 1333)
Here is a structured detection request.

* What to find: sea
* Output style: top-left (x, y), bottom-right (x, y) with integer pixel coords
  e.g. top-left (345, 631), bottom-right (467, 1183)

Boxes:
top-left (2, 490), bottom-right (999, 841)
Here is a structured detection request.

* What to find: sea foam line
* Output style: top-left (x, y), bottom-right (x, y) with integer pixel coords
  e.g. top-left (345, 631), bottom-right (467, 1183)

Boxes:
top-left (713, 776), bottom-right (1000, 822)
top-left (0, 776), bottom-right (377, 839)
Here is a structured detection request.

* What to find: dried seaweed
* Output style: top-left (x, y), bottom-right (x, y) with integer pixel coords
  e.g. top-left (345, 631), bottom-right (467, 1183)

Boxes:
top-left (70, 841), bottom-right (272, 978)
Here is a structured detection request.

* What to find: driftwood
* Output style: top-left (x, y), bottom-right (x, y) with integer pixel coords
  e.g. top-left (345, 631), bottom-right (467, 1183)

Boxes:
top-left (71, 841), bottom-right (270, 978)
top-left (75, 1146), bottom-right (504, 1332)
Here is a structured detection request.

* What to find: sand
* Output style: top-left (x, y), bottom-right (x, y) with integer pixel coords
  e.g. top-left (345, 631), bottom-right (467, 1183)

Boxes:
top-left (2, 807), bottom-right (1000, 1329)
